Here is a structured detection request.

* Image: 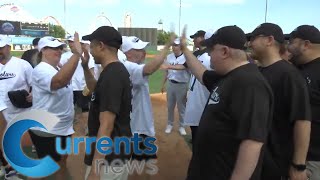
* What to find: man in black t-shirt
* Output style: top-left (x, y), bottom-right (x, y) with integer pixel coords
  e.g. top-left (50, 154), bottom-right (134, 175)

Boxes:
top-left (288, 25), bottom-right (320, 180)
top-left (180, 25), bottom-right (274, 180)
top-left (81, 26), bottom-right (132, 180)
top-left (248, 23), bottom-right (311, 180)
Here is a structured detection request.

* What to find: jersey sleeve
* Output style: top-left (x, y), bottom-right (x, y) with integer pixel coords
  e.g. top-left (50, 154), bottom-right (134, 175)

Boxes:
top-left (98, 73), bottom-right (125, 115)
top-left (124, 61), bottom-right (145, 86)
top-left (231, 82), bottom-right (273, 142)
top-left (284, 72), bottom-right (311, 122)
top-left (32, 67), bottom-right (57, 93)
top-left (202, 70), bottom-right (223, 91)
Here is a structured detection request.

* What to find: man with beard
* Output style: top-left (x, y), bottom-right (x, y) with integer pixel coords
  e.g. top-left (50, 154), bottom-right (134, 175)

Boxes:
top-left (248, 23), bottom-right (311, 180)
top-left (288, 25), bottom-right (320, 180)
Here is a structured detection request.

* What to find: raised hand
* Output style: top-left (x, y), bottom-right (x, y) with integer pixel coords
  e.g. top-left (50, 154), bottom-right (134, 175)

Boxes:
top-left (73, 32), bottom-right (83, 56)
top-left (81, 43), bottom-right (90, 68)
top-left (180, 25), bottom-right (188, 51)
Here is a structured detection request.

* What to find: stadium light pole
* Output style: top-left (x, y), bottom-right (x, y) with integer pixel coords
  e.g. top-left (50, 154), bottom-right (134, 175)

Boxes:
top-left (64, 0), bottom-right (67, 36)
top-left (264, 0), bottom-right (268, 22)
top-left (179, 0), bottom-right (181, 36)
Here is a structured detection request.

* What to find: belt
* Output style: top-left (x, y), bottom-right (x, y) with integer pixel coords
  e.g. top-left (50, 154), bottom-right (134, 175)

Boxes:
top-left (169, 80), bottom-right (186, 84)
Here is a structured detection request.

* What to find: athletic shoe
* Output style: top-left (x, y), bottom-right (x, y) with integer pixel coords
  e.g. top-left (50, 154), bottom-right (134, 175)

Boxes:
top-left (165, 125), bottom-right (173, 134)
top-left (4, 169), bottom-right (22, 180)
top-left (179, 127), bottom-right (187, 136)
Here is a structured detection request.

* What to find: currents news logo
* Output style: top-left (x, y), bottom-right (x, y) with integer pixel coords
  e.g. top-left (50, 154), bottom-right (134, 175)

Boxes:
top-left (2, 110), bottom-right (158, 178)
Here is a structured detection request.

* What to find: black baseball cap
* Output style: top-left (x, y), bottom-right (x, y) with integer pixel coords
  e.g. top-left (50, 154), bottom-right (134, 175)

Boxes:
top-left (289, 25), bottom-right (320, 44)
top-left (190, 30), bottom-right (206, 39)
top-left (202, 25), bottom-right (247, 50)
top-left (247, 23), bottom-right (285, 43)
top-left (82, 26), bottom-right (122, 49)
top-left (32, 38), bottom-right (40, 46)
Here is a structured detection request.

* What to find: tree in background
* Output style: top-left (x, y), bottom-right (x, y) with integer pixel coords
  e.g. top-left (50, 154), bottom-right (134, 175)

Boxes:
top-left (49, 24), bottom-right (66, 39)
top-left (157, 31), bottom-right (173, 45)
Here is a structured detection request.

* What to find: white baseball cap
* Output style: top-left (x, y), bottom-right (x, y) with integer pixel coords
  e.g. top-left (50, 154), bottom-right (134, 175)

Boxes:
top-left (68, 36), bottom-right (90, 44)
top-left (173, 38), bottom-right (180, 45)
top-left (204, 29), bottom-right (215, 40)
top-left (200, 29), bottom-right (215, 46)
top-left (38, 36), bottom-right (65, 52)
top-left (121, 36), bottom-right (149, 53)
top-left (0, 36), bottom-right (11, 48)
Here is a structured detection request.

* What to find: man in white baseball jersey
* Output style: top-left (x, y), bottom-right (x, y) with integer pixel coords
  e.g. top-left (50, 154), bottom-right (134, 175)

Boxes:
top-left (163, 30), bottom-right (213, 148)
top-left (0, 35), bottom-right (30, 180)
top-left (121, 35), bottom-right (174, 179)
top-left (161, 38), bottom-right (190, 135)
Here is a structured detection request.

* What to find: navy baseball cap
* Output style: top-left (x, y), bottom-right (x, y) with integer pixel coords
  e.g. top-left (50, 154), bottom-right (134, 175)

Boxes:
top-left (247, 23), bottom-right (285, 43)
top-left (190, 30), bottom-right (206, 39)
top-left (82, 26), bottom-right (122, 49)
top-left (202, 25), bottom-right (247, 50)
top-left (289, 25), bottom-right (320, 44)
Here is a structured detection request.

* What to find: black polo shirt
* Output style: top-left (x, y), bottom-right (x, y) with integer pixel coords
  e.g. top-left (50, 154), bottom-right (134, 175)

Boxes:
top-left (297, 57), bottom-right (320, 161)
top-left (84, 61), bottom-right (132, 166)
top-left (187, 63), bottom-right (274, 180)
top-left (259, 60), bottom-right (311, 177)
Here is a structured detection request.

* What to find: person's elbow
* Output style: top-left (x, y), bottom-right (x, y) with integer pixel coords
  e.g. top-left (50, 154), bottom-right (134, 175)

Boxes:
top-left (51, 76), bottom-right (68, 90)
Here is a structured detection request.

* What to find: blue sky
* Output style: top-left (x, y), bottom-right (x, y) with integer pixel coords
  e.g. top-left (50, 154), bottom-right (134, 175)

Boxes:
top-left (2, 0), bottom-right (320, 39)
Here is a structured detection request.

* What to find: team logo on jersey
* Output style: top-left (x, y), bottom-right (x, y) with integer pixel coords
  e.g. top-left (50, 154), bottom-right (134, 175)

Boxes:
top-left (0, 71), bottom-right (16, 80)
top-left (306, 76), bottom-right (311, 84)
top-left (208, 87), bottom-right (220, 105)
top-left (91, 92), bottom-right (95, 101)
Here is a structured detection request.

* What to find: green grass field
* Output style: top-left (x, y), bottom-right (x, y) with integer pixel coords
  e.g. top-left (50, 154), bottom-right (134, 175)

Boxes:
top-left (12, 51), bottom-right (164, 94)
top-left (146, 58), bottom-right (165, 94)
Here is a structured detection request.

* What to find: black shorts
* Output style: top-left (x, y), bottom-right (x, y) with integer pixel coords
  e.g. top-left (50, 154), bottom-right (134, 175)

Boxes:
top-left (73, 91), bottom-right (90, 112)
top-left (29, 130), bottom-right (71, 162)
top-left (131, 134), bottom-right (157, 161)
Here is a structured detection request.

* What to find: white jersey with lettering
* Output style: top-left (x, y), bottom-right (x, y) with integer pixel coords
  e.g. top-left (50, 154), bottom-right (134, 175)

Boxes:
top-left (184, 51), bottom-right (211, 126)
top-left (0, 56), bottom-right (33, 122)
top-left (166, 53), bottom-right (190, 83)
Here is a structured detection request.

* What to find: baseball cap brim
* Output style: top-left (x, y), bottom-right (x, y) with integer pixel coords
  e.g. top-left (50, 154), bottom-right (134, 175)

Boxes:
top-left (246, 33), bottom-right (253, 41)
top-left (39, 41), bottom-right (65, 52)
top-left (284, 34), bottom-right (290, 41)
top-left (82, 34), bottom-right (93, 41)
top-left (131, 41), bottom-right (149, 50)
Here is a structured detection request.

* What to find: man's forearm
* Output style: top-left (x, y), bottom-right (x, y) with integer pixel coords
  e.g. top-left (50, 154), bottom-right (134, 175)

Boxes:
top-left (143, 44), bottom-right (170, 76)
top-left (167, 64), bottom-right (186, 70)
top-left (83, 66), bottom-right (97, 92)
top-left (182, 48), bottom-right (206, 84)
top-left (230, 140), bottom-right (263, 180)
top-left (292, 120), bottom-right (311, 164)
top-left (51, 54), bottom-right (80, 90)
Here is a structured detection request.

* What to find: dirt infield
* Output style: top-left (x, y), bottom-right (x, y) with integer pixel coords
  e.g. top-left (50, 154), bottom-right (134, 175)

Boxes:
top-left (20, 93), bottom-right (192, 180)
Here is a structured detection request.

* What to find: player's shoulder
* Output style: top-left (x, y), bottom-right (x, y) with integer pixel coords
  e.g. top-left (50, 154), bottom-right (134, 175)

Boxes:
top-left (11, 56), bottom-right (33, 68)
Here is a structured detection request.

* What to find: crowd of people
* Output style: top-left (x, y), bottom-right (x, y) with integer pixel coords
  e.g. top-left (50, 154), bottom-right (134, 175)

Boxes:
top-left (0, 22), bottom-right (319, 180)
